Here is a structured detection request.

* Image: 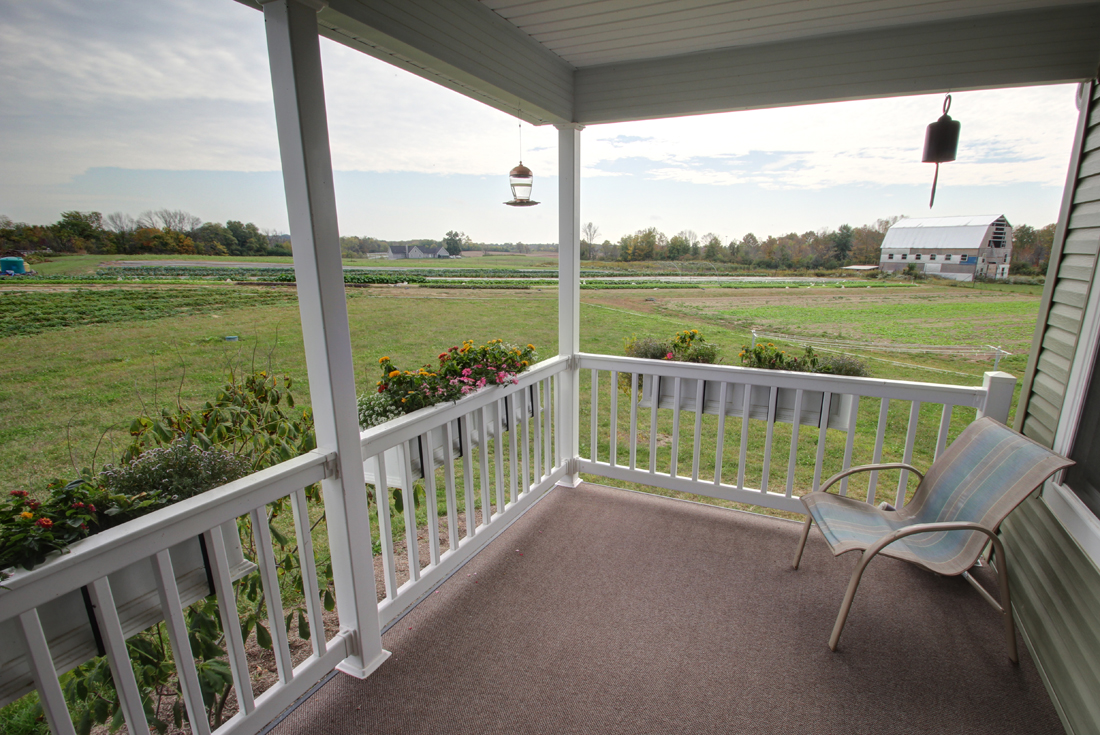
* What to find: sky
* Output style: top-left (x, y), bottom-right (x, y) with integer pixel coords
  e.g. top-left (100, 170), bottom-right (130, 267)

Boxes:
top-left (0, 0), bottom-right (1084, 245)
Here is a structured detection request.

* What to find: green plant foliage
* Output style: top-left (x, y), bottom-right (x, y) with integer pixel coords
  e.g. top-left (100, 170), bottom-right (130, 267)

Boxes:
top-left (624, 329), bottom-right (720, 364)
top-left (739, 343), bottom-right (868, 377)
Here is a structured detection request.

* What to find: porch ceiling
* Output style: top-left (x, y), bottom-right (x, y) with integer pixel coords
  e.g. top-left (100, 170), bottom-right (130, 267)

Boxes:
top-left (268, 483), bottom-right (1061, 735)
top-left (238, 0), bottom-right (1100, 125)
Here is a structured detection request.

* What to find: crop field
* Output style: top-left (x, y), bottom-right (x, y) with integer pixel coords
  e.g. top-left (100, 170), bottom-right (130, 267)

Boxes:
top-left (0, 281), bottom-right (1040, 512)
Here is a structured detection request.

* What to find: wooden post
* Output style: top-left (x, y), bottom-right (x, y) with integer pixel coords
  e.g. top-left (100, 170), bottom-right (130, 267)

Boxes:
top-left (262, 0), bottom-right (389, 678)
top-left (556, 124), bottom-right (583, 485)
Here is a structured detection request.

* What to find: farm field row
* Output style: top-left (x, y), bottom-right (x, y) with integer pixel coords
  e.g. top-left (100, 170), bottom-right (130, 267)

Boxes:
top-left (0, 283), bottom-right (1040, 509)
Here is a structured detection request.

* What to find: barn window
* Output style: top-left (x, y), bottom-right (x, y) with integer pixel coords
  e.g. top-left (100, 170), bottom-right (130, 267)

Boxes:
top-left (887, 253), bottom-right (894, 260)
top-left (930, 254), bottom-right (937, 261)
top-left (915, 253), bottom-right (922, 260)
top-left (945, 254), bottom-right (952, 261)
top-left (901, 254), bottom-right (908, 260)
top-left (960, 255), bottom-right (968, 262)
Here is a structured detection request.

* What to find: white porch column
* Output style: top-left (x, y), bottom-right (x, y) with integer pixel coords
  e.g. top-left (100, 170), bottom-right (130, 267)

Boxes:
top-left (556, 124), bottom-right (583, 485)
top-left (262, 0), bottom-right (388, 678)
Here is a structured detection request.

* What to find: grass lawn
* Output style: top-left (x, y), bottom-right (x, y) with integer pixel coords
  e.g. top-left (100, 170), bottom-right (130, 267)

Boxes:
top-left (0, 281), bottom-right (1040, 503)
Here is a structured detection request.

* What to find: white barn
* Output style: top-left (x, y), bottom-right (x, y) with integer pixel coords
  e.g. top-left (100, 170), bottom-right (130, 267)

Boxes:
top-left (879, 215), bottom-right (1013, 281)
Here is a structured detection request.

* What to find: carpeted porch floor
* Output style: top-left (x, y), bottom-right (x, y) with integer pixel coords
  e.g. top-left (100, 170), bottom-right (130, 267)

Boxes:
top-left (268, 482), bottom-right (1062, 735)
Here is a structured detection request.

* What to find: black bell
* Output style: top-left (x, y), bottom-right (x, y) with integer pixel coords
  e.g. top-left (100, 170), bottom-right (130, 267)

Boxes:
top-left (923, 95), bottom-right (961, 207)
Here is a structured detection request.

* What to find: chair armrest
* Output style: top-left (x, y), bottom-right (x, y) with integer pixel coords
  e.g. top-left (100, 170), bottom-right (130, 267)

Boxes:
top-left (817, 463), bottom-right (925, 496)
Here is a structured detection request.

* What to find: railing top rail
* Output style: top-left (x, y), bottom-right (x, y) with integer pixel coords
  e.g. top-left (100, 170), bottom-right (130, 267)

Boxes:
top-left (359, 355), bottom-right (569, 458)
top-left (577, 353), bottom-right (991, 406)
top-left (0, 449), bottom-right (333, 622)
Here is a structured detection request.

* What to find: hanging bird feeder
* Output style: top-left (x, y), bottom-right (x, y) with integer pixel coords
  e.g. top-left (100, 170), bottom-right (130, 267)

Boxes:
top-left (505, 162), bottom-right (539, 206)
top-left (505, 116), bottom-right (539, 207)
top-left (923, 94), bottom-right (961, 208)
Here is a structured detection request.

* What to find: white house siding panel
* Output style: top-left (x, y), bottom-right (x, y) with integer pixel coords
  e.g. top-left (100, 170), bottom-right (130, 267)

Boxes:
top-left (317, 0), bottom-right (574, 124)
top-left (1010, 80), bottom-right (1100, 735)
top-left (573, 6), bottom-right (1100, 124)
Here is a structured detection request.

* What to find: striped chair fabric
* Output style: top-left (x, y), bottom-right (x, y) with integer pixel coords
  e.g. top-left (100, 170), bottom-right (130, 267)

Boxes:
top-left (801, 417), bottom-right (1073, 576)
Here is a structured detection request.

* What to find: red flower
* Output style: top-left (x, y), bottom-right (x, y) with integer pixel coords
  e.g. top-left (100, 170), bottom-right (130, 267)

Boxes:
top-left (35, 518), bottom-right (53, 529)
top-left (438, 353), bottom-right (448, 360)
top-left (27, 500), bottom-right (41, 510)
top-left (72, 502), bottom-right (85, 509)
top-left (87, 505), bottom-right (96, 513)
top-left (378, 385), bottom-right (386, 393)
top-left (9, 490), bottom-right (27, 497)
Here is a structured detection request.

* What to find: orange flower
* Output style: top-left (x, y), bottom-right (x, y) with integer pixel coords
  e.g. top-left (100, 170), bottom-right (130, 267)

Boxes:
top-left (378, 356), bottom-right (391, 364)
top-left (20, 511), bottom-right (34, 520)
top-left (388, 370), bottom-right (400, 378)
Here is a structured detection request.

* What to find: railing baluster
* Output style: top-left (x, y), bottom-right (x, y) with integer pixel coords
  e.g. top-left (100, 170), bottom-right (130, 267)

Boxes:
top-left (399, 443), bottom-right (421, 581)
top-left (785, 389), bottom-right (805, 498)
top-left (609, 370), bottom-right (619, 467)
top-left (761, 386), bottom-right (778, 494)
top-left (839, 396), bottom-right (861, 497)
top-left (373, 453), bottom-right (398, 598)
top-left (648, 374), bottom-right (660, 474)
top-left (290, 488), bottom-right (327, 656)
top-left (519, 390), bottom-right (531, 493)
top-left (17, 610), bottom-right (78, 735)
top-left (737, 384), bottom-right (752, 491)
top-left (898, 400), bottom-right (922, 507)
top-left (543, 378), bottom-right (553, 474)
top-left (494, 400), bottom-right (505, 513)
top-left (554, 372), bottom-right (562, 468)
top-left (506, 394), bottom-right (519, 504)
top-left (629, 373), bottom-right (639, 470)
top-left (152, 551), bottom-right (214, 735)
top-left (867, 398), bottom-right (890, 505)
top-left (459, 414), bottom-right (476, 536)
top-left (88, 577), bottom-right (151, 732)
top-left (532, 382), bottom-right (544, 481)
top-left (691, 378), bottom-right (705, 482)
top-left (421, 429), bottom-right (442, 566)
top-left (590, 369), bottom-right (599, 462)
top-left (714, 381), bottom-right (728, 485)
top-left (478, 406), bottom-right (492, 520)
top-left (935, 403), bottom-right (954, 460)
top-left (204, 524), bottom-right (256, 713)
top-left (250, 506), bottom-right (294, 682)
top-left (812, 392), bottom-right (833, 492)
top-left (442, 421), bottom-right (460, 550)
top-left (670, 377), bottom-right (682, 477)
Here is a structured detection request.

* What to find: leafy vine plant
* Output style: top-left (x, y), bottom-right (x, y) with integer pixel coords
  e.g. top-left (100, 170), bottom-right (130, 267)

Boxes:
top-left (1, 370), bottom-right (335, 735)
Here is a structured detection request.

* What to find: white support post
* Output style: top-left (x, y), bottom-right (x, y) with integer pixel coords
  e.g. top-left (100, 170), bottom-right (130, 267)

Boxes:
top-left (978, 370), bottom-right (1017, 424)
top-left (556, 124), bottom-right (583, 486)
top-left (262, 0), bottom-right (389, 679)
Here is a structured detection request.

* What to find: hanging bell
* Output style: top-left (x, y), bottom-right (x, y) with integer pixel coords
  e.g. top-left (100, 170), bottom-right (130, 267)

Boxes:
top-left (922, 95), bottom-right (961, 208)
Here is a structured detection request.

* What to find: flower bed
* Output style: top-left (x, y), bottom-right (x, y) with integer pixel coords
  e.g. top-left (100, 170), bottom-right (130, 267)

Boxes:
top-left (359, 339), bottom-right (538, 428)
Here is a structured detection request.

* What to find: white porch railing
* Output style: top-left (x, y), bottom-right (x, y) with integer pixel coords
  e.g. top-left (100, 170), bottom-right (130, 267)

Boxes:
top-left (577, 354), bottom-right (1016, 514)
top-left (0, 451), bottom-right (344, 735)
top-left (359, 355), bottom-right (571, 628)
top-left (0, 353), bottom-right (1012, 735)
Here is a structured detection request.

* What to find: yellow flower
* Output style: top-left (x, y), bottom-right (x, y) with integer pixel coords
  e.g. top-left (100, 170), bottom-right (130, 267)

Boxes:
top-left (401, 398), bottom-right (407, 403)
top-left (20, 511), bottom-right (34, 520)
top-left (388, 370), bottom-right (400, 378)
top-left (527, 344), bottom-right (535, 350)
top-left (691, 330), bottom-right (698, 334)
top-left (379, 356), bottom-right (390, 364)
top-left (521, 360), bottom-right (529, 367)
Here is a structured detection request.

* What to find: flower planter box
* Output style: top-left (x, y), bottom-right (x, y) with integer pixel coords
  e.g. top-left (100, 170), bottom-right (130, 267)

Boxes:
top-left (638, 375), bottom-right (852, 431)
top-left (363, 385), bottom-right (540, 490)
top-left (0, 520), bottom-right (254, 708)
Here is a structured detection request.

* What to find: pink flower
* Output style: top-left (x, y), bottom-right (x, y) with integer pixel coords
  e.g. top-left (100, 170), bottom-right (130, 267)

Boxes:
top-left (461, 368), bottom-right (473, 377)
top-left (476, 377), bottom-right (487, 389)
top-left (665, 352), bottom-right (674, 360)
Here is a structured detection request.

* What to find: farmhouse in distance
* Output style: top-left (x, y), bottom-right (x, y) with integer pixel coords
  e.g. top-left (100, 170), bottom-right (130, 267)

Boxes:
top-left (387, 244), bottom-right (448, 259)
top-left (878, 214), bottom-right (1013, 280)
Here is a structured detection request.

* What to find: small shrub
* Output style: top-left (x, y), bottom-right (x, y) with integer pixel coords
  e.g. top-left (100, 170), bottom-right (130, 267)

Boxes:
top-left (624, 329), bottom-right (720, 364)
top-left (739, 343), bottom-right (868, 377)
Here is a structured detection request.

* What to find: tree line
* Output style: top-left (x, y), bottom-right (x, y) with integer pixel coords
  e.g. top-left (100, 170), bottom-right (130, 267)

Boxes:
top-left (0, 210), bottom-right (290, 257)
top-left (581, 218), bottom-right (1056, 272)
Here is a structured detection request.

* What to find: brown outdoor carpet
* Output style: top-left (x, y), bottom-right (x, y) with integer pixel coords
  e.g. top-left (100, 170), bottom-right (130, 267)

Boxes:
top-left (270, 483), bottom-right (1063, 735)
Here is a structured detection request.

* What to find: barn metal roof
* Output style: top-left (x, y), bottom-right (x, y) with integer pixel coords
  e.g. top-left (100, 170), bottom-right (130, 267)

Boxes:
top-left (240, 0), bottom-right (1100, 125)
top-left (881, 215), bottom-right (1010, 250)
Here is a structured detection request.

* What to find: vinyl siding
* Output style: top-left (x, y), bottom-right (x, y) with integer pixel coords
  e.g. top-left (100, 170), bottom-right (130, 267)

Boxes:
top-left (1009, 80), bottom-right (1100, 735)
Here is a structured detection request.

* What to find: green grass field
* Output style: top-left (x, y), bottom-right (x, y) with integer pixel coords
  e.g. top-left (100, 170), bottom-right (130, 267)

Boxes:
top-left (0, 281), bottom-right (1040, 502)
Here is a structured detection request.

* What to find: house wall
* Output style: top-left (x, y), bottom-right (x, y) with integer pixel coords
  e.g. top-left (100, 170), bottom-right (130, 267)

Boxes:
top-left (1009, 81), bottom-right (1100, 735)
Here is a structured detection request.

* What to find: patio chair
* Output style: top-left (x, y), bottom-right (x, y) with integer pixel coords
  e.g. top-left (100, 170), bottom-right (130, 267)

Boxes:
top-left (792, 417), bottom-right (1072, 662)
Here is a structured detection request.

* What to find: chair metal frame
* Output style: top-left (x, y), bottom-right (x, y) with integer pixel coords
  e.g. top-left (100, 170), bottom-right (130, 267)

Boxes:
top-left (792, 463), bottom-right (1018, 663)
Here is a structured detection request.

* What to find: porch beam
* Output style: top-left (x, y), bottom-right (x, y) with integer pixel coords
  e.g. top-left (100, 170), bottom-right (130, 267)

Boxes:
top-left (557, 124), bottom-right (582, 485)
top-left (262, 0), bottom-right (389, 678)
top-left (574, 5), bottom-right (1100, 124)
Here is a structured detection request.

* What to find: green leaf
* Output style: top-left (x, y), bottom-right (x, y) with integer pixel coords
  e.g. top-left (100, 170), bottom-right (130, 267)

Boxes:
top-left (255, 622), bottom-right (272, 650)
top-left (76, 710), bottom-right (93, 735)
top-left (298, 609), bottom-right (310, 640)
top-left (323, 588), bottom-right (335, 612)
top-left (269, 523), bottom-right (289, 547)
top-left (392, 487), bottom-right (403, 513)
top-left (173, 700), bottom-right (183, 730)
top-left (92, 697), bottom-right (110, 723)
